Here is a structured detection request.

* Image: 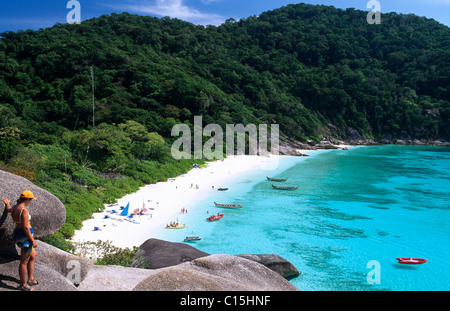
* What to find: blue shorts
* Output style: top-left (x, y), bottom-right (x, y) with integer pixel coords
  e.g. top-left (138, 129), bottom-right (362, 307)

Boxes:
top-left (13, 228), bottom-right (34, 257)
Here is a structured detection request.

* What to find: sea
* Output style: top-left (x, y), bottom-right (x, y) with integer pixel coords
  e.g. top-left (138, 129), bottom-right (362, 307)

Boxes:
top-left (152, 145), bottom-right (450, 291)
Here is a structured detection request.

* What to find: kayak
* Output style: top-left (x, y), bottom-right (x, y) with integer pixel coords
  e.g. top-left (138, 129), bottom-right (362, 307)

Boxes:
top-left (207, 214), bottom-right (224, 221)
top-left (396, 257), bottom-right (427, 264)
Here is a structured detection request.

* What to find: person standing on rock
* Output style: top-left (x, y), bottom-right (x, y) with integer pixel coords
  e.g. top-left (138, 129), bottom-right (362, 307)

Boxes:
top-left (2, 190), bottom-right (39, 291)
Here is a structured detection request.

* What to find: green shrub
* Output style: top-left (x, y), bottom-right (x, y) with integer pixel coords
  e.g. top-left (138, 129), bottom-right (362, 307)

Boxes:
top-left (73, 240), bottom-right (140, 267)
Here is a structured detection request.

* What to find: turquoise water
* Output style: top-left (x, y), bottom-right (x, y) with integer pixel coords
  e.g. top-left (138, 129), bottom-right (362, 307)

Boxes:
top-left (153, 145), bottom-right (450, 291)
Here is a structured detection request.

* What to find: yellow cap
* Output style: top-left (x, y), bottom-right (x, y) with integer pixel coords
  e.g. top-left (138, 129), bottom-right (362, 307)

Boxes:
top-left (20, 190), bottom-right (36, 200)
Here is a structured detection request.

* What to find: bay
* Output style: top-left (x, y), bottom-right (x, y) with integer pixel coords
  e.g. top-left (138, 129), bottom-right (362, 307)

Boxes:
top-left (154, 145), bottom-right (450, 291)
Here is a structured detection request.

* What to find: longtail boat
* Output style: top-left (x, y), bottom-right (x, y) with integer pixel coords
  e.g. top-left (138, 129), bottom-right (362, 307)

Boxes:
top-left (165, 224), bottom-right (186, 229)
top-left (272, 185), bottom-right (298, 190)
top-left (396, 257), bottom-right (427, 265)
top-left (267, 176), bottom-right (288, 182)
top-left (207, 213), bottom-right (224, 221)
top-left (184, 236), bottom-right (202, 242)
top-left (214, 202), bottom-right (244, 208)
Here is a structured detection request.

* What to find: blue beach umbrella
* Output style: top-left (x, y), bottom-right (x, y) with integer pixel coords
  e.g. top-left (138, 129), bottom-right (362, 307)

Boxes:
top-left (120, 202), bottom-right (130, 216)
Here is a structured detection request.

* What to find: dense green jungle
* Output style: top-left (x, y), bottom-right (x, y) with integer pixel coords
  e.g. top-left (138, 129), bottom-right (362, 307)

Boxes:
top-left (0, 3), bottom-right (448, 247)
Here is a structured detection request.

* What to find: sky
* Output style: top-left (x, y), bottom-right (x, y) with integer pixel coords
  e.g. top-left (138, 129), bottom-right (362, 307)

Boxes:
top-left (0, 0), bottom-right (449, 33)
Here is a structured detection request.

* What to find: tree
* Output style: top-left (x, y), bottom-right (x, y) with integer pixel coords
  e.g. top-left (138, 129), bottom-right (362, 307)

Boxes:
top-left (145, 132), bottom-right (167, 160)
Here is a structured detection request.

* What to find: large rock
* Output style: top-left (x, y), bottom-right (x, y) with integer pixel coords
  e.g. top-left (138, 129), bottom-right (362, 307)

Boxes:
top-left (347, 127), bottom-right (363, 143)
top-left (279, 141), bottom-right (316, 156)
top-left (134, 267), bottom-right (255, 291)
top-left (133, 254), bottom-right (299, 291)
top-left (36, 241), bottom-right (94, 285)
top-left (237, 254), bottom-right (301, 279)
top-left (1, 240), bottom-right (301, 291)
top-left (0, 170), bottom-right (66, 247)
top-left (77, 265), bottom-right (157, 291)
top-left (131, 238), bottom-right (210, 269)
top-left (0, 259), bottom-right (77, 291)
top-left (0, 241), bottom-right (84, 291)
top-left (132, 239), bottom-right (301, 279)
top-left (79, 254), bottom-right (300, 291)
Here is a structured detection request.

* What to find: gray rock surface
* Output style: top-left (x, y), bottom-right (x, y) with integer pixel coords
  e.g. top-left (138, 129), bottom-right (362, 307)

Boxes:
top-left (237, 254), bottom-right (301, 278)
top-left (133, 254), bottom-right (299, 291)
top-left (0, 243), bottom-right (78, 291)
top-left (77, 265), bottom-right (157, 291)
top-left (37, 241), bottom-right (94, 285)
top-left (132, 239), bottom-right (301, 279)
top-left (1, 240), bottom-right (301, 291)
top-left (0, 259), bottom-right (77, 291)
top-left (131, 238), bottom-right (210, 269)
top-left (0, 169), bottom-right (66, 247)
top-left (134, 267), bottom-right (255, 291)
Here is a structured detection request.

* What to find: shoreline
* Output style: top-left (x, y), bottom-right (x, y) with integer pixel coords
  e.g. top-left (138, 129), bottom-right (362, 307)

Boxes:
top-left (70, 142), bottom-right (442, 254)
top-left (280, 138), bottom-right (450, 155)
top-left (71, 154), bottom-right (297, 251)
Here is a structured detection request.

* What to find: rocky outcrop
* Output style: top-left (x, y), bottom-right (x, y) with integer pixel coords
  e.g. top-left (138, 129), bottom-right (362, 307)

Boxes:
top-left (279, 141), bottom-right (315, 156)
top-left (0, 239), bottom-right (300, 291)
top-left (237, 254), bottom-right (301, 279)
top-left (77, 265), bottom-right (157, 291)
top-left (280, 125), bottom-right (450, 153)
top-left (391, 138), bottom-right (450, 146)
top-left (131, 239), bottom-right (301, 279)
top-left (134, 266), bottom-right (252, 291)
top-left (0, 258), bottom-right (77, 291)
top-left (79, 254), bottom-right (299, 291)
top-left (78, 254), bottom-right (300, 291)
top-left (36, 242), bottom-right (94, 285)
top-left (131, 238), bottom-right (210, 269)
top-left (0, 241), bottom-right (93, 291)
top-left (132, 254), bottom-right (299, 291)
top-left (0, 169), bottom-right (66, 247)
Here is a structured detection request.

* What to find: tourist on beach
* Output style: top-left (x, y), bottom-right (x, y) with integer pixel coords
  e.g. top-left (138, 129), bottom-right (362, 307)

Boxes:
top-left (2, 191), bottom-right (39, 291)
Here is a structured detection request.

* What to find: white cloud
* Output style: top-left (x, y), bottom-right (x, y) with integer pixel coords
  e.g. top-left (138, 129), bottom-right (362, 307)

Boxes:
top-left (112, 0), bottom-right (226, 26)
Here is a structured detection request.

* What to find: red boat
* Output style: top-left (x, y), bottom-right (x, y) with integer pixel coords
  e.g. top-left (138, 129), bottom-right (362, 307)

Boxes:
top-left (396, 257), bottom-right (427, 265)
top-left (207, 213), bottom-right (224, 221)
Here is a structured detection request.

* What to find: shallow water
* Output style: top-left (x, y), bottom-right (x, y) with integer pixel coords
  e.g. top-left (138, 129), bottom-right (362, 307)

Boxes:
top-left (153, 145), bottom-right (450, 291)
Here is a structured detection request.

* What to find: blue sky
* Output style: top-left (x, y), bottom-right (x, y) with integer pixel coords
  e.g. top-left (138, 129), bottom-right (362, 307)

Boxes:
top-left (0, 0), bottom-right (449, 33)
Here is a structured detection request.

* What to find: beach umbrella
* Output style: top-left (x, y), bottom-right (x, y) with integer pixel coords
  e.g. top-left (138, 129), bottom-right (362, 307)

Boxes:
top-left (120, 202), bottom-right (130, 216)
top-left (142, 199), bottom-right (147, 213)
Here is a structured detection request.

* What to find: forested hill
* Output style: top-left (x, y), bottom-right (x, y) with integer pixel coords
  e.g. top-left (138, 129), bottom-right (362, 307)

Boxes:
top-left (1, 3), bottom-right (450, 147)
top-left (1, 3), bottom-right (449, 241)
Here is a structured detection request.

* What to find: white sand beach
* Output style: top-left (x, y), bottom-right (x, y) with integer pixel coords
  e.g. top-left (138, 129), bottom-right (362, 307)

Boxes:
top-left (71, 155), bottom-right (284, 251)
